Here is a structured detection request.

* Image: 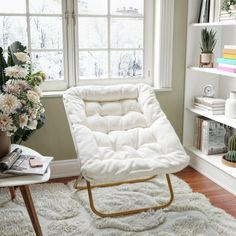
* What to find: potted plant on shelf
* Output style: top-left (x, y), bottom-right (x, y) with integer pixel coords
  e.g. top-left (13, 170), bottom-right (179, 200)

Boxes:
top-left (222, 0), bottom-right (236, 14)
top-left (0, 41), bottom-right (46, 158)
top-left (199, 28), bottom-right (217, 68)
top-left (222, 135), bottom-right (236, 167)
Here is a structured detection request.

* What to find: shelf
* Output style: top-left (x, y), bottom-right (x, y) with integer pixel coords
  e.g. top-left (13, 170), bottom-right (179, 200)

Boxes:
top-left (191, 22), bottom-right (236, 27)
top-left (188, 67), bottom-right (236, 78)
top-left (185, 146), bottom-right (236, 178)
top-left (187, 107), bottom-right (236, 128)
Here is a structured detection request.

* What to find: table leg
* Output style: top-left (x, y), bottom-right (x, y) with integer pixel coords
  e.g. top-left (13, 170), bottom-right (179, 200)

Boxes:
top-left (19, 185), bottom-right (42, 236)
top-left (9, 187), bottom-right (16, 200)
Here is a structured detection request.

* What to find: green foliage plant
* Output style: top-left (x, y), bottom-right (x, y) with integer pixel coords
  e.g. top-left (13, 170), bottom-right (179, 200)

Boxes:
top-left (200, 28), bottom-right (217, 54)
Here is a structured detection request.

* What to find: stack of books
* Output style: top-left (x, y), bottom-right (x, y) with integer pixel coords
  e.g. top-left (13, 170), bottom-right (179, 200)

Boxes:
top-left (194, 116), bottom-right (232, 155)
top-left (194, 96), bottom-right (225, 115)
top-left (217, 45), bottom-right (236, 73)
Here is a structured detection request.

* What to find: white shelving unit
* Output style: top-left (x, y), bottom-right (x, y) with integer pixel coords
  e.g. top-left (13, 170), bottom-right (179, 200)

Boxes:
top-left (184, 0), bottom-right (236, 195)
top-left (189, 67), bottom-right (236, 78)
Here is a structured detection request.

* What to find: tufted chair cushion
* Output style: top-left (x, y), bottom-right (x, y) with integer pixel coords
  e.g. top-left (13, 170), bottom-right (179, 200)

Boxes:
top-left (63, 84), bottom-right (189, 184)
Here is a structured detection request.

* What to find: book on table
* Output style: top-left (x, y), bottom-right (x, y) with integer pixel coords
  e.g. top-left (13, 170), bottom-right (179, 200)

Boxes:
top-left (0, 148), bottom-right (53, 177)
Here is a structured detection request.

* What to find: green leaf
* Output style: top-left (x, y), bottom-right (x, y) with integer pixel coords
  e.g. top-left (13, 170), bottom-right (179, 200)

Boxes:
top-left (0, 47), bottom-right (7, 91)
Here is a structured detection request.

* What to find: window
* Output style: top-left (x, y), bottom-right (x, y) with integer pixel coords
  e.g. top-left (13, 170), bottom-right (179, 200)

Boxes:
top-left (0, 0), bottom-right (68, 90)
top-left (0, 0), bottom-right (158, 91)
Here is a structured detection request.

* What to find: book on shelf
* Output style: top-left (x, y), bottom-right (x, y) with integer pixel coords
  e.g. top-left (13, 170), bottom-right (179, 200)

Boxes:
top-left (194, 116), bottom-right (207, 149)
top-left (198, 0), bottom-right (210, 23)
top-left (217, 58), bottom-right (236, 65)
top-left (209, 0), bottom-right (215, 22)
top-left (224, 45), bottom-right (236, 50)
top-left (218, 63), bottom-right (236, 69)
top-left (217, 66), bottom-right (236, 73)
top-left (194, 102), bottom-right (225, 110)
top-left (194, 104), bottom-right (225, 115)
top-left (200, 119), bottom-right (231, 155)
top-left (214, 0), bottom-right (221, 22)
top-left (194, 97), bottom-right (225, 106)
top-left (223, 48), bottom-right (236, 54)
top-left (223, 53), bottom-right (236, 60)
top-left (0, 148), bottom-right (53, 178)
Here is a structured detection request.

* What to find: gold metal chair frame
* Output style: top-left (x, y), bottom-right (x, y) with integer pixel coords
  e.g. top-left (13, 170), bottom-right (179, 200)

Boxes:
top-left (74, 174), bottom-right (174, 218)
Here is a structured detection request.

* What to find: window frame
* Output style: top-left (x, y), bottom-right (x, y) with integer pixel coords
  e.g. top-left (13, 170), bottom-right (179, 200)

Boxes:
top-left (0, 0), bottom-right (69, 91)
top-left (0, 0), bottom-right (174, 91)
top-left (72, 0), bottom-right (154, 86)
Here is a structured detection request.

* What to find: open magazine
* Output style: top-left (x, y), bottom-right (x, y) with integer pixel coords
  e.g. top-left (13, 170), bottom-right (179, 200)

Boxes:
top-left (0, 148), bottom-right (53, 177)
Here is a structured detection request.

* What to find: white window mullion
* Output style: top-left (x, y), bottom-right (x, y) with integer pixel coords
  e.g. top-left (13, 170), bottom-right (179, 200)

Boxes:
top-left (26, 0), bottom-right (31, 53)
top-left (108, 0), bottom-right (111, 79)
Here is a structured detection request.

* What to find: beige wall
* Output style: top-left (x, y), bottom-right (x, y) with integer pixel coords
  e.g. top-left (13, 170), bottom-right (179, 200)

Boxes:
top-left (24, 0), bottom-right (188, 161)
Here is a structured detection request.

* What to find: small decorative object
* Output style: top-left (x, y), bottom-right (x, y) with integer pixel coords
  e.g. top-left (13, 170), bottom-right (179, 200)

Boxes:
top-left (221, 0), bottom-right (236, 14)
top-left (203, 84), bottom-right (215, 97)
top-left (0, 41), bottom-right (46, 158)
top-left (222, 135), bottom-right (236, 167)
top-left (225, 91), bottom-right (236, 118)
top-left (199, 28), bottom-right (217, 68)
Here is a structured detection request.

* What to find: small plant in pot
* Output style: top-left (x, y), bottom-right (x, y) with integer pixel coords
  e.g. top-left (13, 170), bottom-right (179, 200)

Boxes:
top-left (199, 28), bottom-right (217, 68)
top-left (222, 135), bottom-right (236, 167)
top-left (222, 0), bottom-right (236, 14)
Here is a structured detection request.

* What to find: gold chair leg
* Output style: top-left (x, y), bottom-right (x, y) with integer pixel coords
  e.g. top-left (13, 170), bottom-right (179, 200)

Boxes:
top-left (86, 174), bottom-right (174, 218)
top-left (75, 175), bottom-right (156, 190)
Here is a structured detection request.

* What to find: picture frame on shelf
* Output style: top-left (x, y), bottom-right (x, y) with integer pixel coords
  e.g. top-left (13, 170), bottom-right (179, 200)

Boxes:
top-left (220, 0), bottom-right (236, 22)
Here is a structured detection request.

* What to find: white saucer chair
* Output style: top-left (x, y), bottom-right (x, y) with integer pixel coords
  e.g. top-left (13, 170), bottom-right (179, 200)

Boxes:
top-left (63, 83), bottom-right (189, 217)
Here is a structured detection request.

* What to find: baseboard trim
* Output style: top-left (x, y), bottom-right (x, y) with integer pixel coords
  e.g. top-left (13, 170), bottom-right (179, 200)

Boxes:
top-left (189, 154), bottom-right (236, 196)
top-left (50, 159), bottom-right (81, 179)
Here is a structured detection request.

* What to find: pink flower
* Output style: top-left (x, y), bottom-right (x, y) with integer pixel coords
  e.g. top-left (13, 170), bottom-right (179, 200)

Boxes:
top-left (0, 94), bottom-right (21, 114)
top-left (0, 114), bottom-right (13, 132)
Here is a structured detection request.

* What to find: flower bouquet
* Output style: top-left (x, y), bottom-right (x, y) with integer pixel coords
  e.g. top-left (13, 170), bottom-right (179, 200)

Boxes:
top-left (0, 41), bottom-right (46, 154)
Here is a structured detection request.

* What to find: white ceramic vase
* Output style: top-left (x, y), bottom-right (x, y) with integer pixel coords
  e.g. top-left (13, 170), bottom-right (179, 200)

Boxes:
top-left (225, 91), bottom-right (236, 119)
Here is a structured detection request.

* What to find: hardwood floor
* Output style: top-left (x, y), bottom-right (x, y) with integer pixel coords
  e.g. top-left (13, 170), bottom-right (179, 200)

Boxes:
top-left (175, 166), bottom-right (236, 218)
top-left (50, 166), bottom-right (236, 218)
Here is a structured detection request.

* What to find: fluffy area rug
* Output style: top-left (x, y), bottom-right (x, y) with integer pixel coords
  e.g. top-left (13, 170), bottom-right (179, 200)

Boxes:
top-left (0, 175), bottom-right (236, 236)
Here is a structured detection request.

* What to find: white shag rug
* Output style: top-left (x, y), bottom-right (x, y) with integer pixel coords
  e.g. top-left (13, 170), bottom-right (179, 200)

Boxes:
top-left (0, 175), bottom-right (236, 236)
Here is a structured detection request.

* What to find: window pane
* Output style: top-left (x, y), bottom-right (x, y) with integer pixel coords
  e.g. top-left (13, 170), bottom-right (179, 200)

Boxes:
top-left (29, 0), bottom-right (62, 14)
top-left (110, 0), bottom-right (143, 16)
top-left (78, 0), bottom-right (107, 15)
top-left (79, 51), bottom-right (108, 79)
top-left (0, 16), bottom-right (27, 50)
top-left (0, 0), bottom-right (26, 13)
top-left (111, 18), bottom-right (143, 48)
top-left (79, 17), bottom-right (107, 49)
top-left (30, 17), bottom-right (63, 49)
top-left (31, 52), bottom-right (64, 81)
top-left (111, 51), bottom-right (143, 78)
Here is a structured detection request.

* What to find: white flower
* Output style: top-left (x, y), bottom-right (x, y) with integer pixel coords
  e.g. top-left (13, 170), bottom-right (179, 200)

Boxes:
top-left (4, 82), bottom-right (21, 96)
top-left (0, 114), bottom-right (13, 132)
top-left (0, 94), bottom-right (21, 114)
top-left (33, 86), bottom-right (42, 97)
top-left (27, 120), bottom-right (38, 130)
top-left (19, 114), bottom-right (28, 129)
top-left (27, 90), bottom-right (40, 104)
top-left (5, 65), bottom-right (28, 79)
top-left (28, 108), bottom-right (38, 119)
top-left (14, 52), bottom-right (30, 62)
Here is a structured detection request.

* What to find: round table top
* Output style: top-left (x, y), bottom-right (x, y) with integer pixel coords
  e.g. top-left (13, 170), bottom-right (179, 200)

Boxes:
top-left (0, 144), bottom-right (51, 188)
